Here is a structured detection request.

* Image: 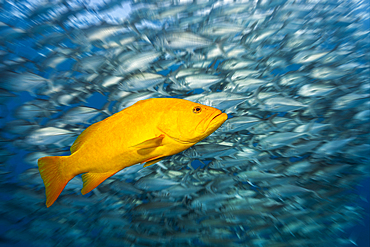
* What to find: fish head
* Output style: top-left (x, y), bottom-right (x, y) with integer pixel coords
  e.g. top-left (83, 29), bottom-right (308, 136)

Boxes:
top-left (158, 99), bottom-right (228, 144)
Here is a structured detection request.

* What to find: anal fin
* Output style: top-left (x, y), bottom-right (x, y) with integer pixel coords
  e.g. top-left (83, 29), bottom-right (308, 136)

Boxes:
top-left (81, 170), bottom-right (118, 195)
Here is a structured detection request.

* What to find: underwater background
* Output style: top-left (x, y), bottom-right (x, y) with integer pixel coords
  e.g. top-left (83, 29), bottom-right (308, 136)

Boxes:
top-left (0, 0), bottom-right (369, 246)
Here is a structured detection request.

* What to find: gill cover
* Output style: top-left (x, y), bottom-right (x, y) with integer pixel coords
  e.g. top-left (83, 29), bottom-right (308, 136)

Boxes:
top-left (157, 100), bottom-right (222, 144)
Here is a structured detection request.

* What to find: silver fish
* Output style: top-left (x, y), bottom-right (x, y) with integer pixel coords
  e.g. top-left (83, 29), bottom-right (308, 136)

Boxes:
top-left (171, 74), bottom-right (223, 92)
top-left (114, 51), bottom-right (162, 75)
top-left (183, 143), bottom-right (239, 160)
top-left (217, 116), bottom-right (261, 133)
top-left (257, 132), bottom-right (310, 151)
top-left (134, 177), bottom-right (180, 191)
top-left (312, 137), bottom-right (355, 158)
top-left (25, 127), bottom-right (77, 146)
top-left (154, 31), bottom-right (213, 50)
top-left (309, 67), bottom-right (347, 80)
top-left (0, 72), bottom-right (50, 95)
top-left (298, 83), bottom-right (336, 97)
top-left (1, 0), bottom-right (369, 245)
top-left (119, 72), bottom-right (165, 92)
top-left (332, 93), bottom-right (370, 110)
top-left (61, 106), bottom-right (104, 125)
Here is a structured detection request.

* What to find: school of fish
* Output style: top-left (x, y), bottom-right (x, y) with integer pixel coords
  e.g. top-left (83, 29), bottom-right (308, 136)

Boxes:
top-left (0, 0), bottom-right (369, 246)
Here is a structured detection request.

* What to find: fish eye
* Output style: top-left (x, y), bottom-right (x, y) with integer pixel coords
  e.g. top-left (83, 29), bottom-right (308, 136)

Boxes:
top-left (193, 106), bottom-right (202, 114)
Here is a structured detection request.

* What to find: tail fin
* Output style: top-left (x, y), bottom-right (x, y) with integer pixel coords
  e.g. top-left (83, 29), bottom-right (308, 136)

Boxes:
top-left (38, 156), bottom-right (72, 207)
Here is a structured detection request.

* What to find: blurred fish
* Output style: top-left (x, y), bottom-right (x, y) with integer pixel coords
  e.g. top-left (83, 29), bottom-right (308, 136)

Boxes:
top-left (170, 73), bottom-right (223, 92)
top-left (292, 50), bottom-right (329, 64)
top-left (224, 78), bottom-right (268, 94)
top-left (277, 140), bottom-right (322, 157)
top-left (13, 99), bottom-right (58, 120)
top-left (0, 71), bottom-right (50, 96)
top-left (183, 143), bottom-right (239, 160)
top-left (0, 0), bottom-right (369, 245)
top-left (118, 72), bottom-right (165, 92)
top-left (312, 137), bottom-right (355, 158)
top-left (332, 93), bottom-right (370, 110)
top-left (257, 96), bottom-right (313, 113)
top-left (26, 127), bottom-right (77, 147)
top-left (309, 67), bottom-right (347, 80)
top-left (154, 31), bottom-right (213, 51)
top-left (4, 119), bottom-right (38, 135)
top-left (113, 50), bottom-right (162, 75)
top-left (235, 170), bottom-right (282, 183)
top-left (257, 132), bottom-right (311, 151)
top-left (134, 177), bottom-right (180, 191)
top-left (61, 106), bottom-right (106, 125)
top-left (298, 83), bottom-right (336, 97)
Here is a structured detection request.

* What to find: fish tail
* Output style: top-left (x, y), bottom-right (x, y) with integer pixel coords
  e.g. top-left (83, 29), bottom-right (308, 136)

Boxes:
top-left (38, 156), bottom-right (72, 207)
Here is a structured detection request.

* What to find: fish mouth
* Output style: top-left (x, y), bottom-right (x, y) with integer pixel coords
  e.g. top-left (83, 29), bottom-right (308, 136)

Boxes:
top-left (203, 111), bottom-right (228, 133)
top-left (211, 112), bottom-right (224, 122)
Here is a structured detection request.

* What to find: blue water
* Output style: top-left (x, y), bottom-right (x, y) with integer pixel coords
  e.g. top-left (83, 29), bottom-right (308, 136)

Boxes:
top-left (1, 0), bottom-right (370, 246)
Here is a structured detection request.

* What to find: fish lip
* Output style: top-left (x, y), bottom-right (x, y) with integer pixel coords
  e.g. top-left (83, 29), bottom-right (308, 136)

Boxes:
top-left (203, 111), bottom-right (227, 133)
top-left (211, 112), bottom-right (223, 122)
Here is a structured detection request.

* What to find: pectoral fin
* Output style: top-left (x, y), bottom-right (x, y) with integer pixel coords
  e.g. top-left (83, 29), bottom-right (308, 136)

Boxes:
top-left (132, 134), bottom-right (165, 149)
top-left (81, 170), bottom-right (118, 195)
top-left (143, 156), bottom-right (165, 167)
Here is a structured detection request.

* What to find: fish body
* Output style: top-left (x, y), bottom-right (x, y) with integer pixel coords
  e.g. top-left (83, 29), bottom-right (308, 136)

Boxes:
top-left (279, 73), bottom-right (308, 87)
top-left (278, 140), bottom-right (322, 157)
top-left (113, 51), bottom-right (162, 75)
top-left (298, 83), bottom-right (336, 97)
top-left (26, 127), bottom-right (77, 146)
top-left (332, 93), bottom-right (370, 110)
top-left (284, 160), bottom-right (317, 176)
top-left (38, 98), bottom-right (227, 207)
top-left (4, 120), bottom-right (38, 136)
top-left (183, 143), bottom-right (238, 160)
top-left (312, 137), bottom-right (355, 158)
top-left (154, 31), bottom-right (213, 50)
top-left (134, 177), bottom-right (180, 191)
top-left (152, 184), bottom-right (202, 198)
top-left (217, 116), bottom-right (261, 133)
top-left (248, 117), bottom-right (298, 134)
top-left (73, 55), bottom-right (107, 73)
top-left (225, 78), bottom-right (268, 93)
top-left (171, 74), bottom-right (223, 92)
top-left (98, 75), bottom-right (124, 88)
top-left (292, 50), bottom-right (329, 64)
top-left (235, 170), bottom-right (282, 183)
top-left (119, 72), bottom-right (165, 92)
top-left (218, 59), bottom-right (258, 70)
top-left (0, 71), bottom-right (49, 95)
top-left (257, 132), bottom-right (309, 150)
top-left (309, 67), bottom-right (347, 80)
top-left (258, 97), bottom-right (307, 112)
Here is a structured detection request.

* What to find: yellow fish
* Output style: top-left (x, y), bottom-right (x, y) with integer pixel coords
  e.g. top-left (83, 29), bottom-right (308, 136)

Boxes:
top-left (38, 98), bottom-right (227, 207)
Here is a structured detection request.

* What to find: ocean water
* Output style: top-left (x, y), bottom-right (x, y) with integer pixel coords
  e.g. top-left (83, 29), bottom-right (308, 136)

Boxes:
top-left (0, 0), bottom-right (369, 246)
